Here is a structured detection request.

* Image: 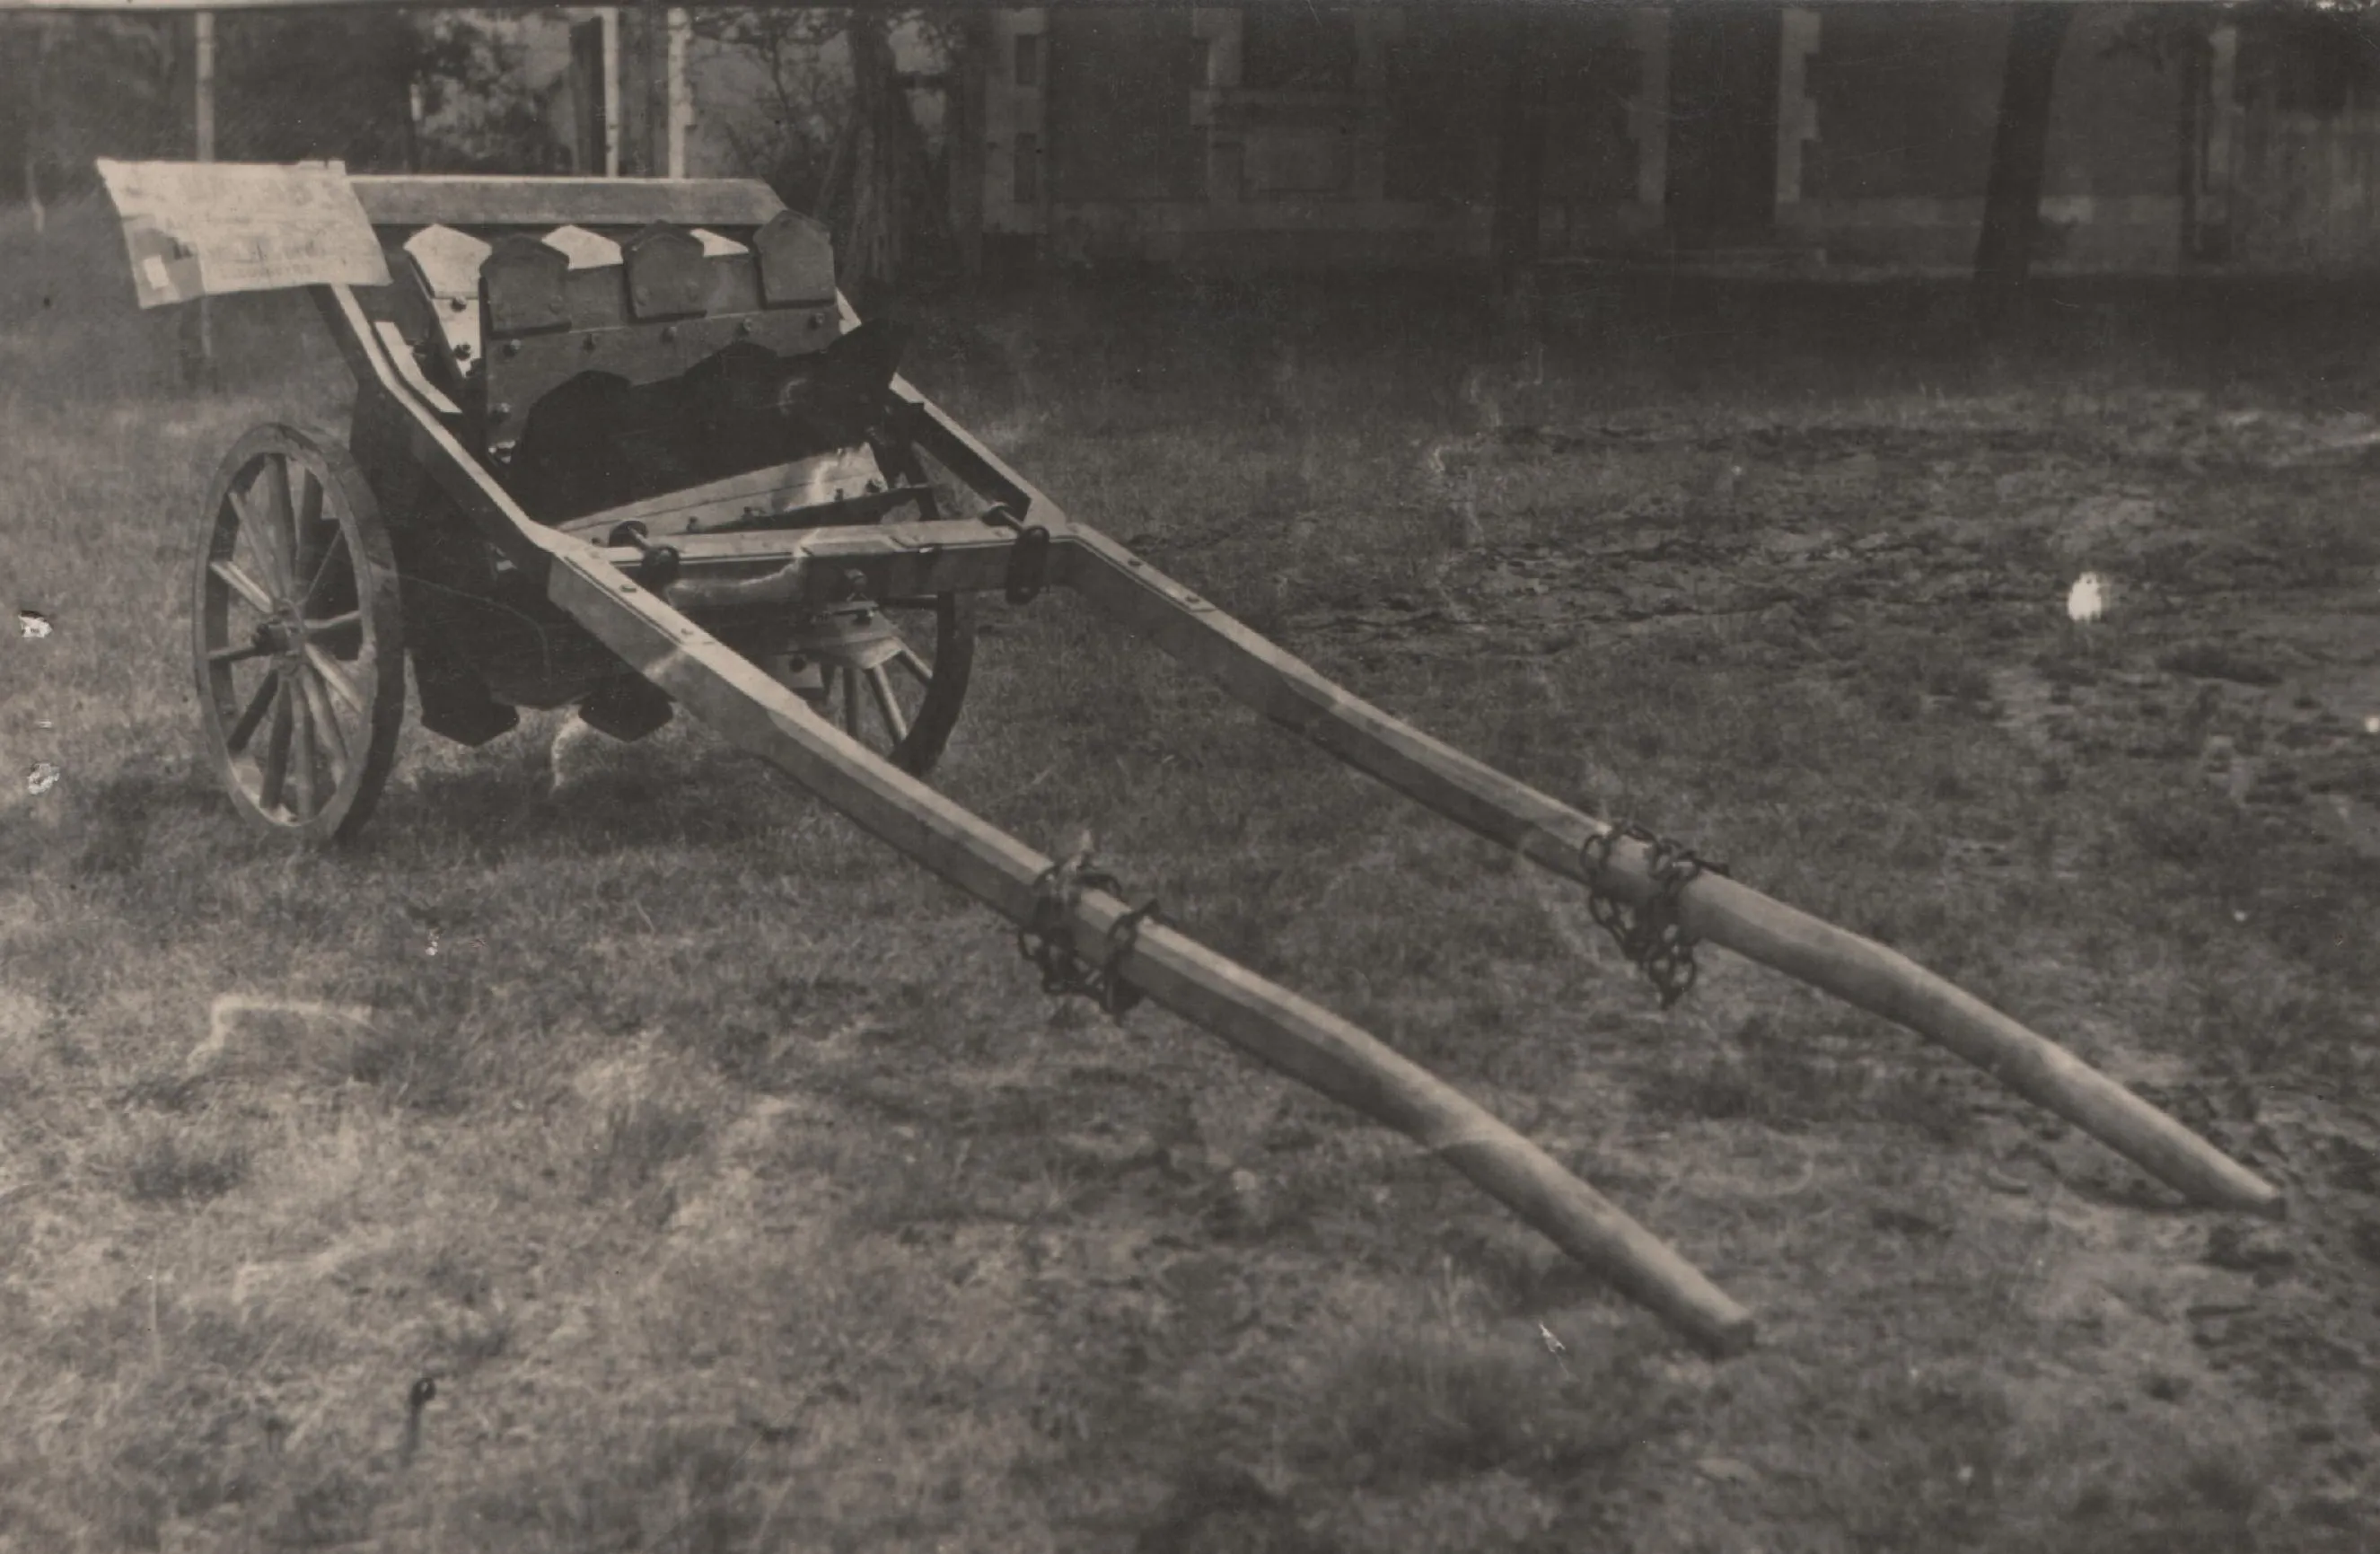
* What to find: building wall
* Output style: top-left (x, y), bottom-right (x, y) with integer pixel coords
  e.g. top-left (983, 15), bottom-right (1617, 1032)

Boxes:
top-left (461, 4), bottom-right (2380, 279)
top-left (2229, 10), bottom-right (2380, 272)
top-left (1788, 4), bottom-right (2185, 273)
top-left (507, 4), bottom-right (2380, 279)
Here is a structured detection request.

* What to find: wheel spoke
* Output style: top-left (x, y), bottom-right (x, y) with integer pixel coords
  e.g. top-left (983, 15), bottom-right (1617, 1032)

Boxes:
top-left (892, 645), bottom-right (935, 685)
top-left (292, 461), bottom-right (323, 540)
top-left (302, 609), bottom-right (363, 638)
top-left (226, 668), bottom-right (280, 753)
top-left (263, 455), bottom-right (300, 593)
top-left (291, 683), bottom-right (318, 818)
top-left (300, 526), bottom-right (351, 614)
top-left (232, 478), bottom-right (292, 597)
top-left (209, 558), bottom-right (276, 615)
top-left (258, 682), bottom-right (294, 813)
top-left (208, 639), bottom-right (270, 666)
top-left (865, 665), bottom-right (910, 743)
top-left (225, 488), bottom-right (275, 594)
top-left (303, 643), bottom-right (369, 717)
top-left (285, 461), bottom-right (318, 593)
top-left (297, 666), bottom-right (349, 786)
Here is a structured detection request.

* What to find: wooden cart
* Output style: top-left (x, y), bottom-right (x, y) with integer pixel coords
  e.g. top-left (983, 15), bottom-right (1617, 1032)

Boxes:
top-left (130, 168), bottom-right (2275, 1355)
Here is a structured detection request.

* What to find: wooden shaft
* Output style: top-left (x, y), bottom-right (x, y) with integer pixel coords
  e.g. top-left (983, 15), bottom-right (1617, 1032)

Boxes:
top-left (326, 293), bottom-right (1756, 1353)
top-left (542, 548), bottom-right (1756, 1356)
top-left (1045, 526), bottom-right (2279, 1216)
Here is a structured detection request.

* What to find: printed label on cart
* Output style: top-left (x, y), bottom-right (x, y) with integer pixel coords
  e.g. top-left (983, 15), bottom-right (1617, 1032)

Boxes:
top-left (97, 159), bottom-right (390, 308)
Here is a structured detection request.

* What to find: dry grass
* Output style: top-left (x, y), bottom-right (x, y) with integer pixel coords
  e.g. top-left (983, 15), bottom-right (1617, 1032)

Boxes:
top-left (4, 190), bottom-right (2380, 1550)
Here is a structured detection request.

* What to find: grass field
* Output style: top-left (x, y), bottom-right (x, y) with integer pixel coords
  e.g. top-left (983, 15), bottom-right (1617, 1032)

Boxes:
top-left (6, 190), bottom-right (2380, 1551)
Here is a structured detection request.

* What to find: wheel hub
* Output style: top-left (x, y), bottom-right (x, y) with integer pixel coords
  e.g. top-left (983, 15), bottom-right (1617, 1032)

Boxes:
top-left (786, 607), bottom-right (903, 674)
top-left (252, 608), bottom-right (309, 660)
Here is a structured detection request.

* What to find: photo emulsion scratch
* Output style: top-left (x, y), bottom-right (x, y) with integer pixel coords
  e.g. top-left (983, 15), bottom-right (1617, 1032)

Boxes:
top-left (3, 2), bottom-right (2379, 1550)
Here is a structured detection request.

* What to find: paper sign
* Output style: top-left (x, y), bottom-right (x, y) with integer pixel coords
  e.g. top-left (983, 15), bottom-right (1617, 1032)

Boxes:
top-left (97, 159), bottom-right (391, 308)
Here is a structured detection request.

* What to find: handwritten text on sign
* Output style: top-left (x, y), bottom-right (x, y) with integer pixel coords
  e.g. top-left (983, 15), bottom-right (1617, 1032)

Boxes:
top-left (97, 160), bottom-right (390, 307)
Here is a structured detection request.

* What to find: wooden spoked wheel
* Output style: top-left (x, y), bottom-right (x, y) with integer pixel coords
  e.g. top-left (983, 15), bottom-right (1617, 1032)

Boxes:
top-left (774, 594), bottom-right (974, 777)
top-left (193, 425), bottom-right (406, 843)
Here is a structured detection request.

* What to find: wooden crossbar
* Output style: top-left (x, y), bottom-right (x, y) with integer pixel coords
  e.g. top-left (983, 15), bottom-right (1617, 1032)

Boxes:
top-left (350, 175), bottom-right (786, 232)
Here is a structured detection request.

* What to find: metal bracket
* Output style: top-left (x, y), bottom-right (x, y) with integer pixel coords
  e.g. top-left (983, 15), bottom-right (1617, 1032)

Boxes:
top-left (607, 520), bottom-right (682, 591)
top-left (982, 502), bottom-right (1050, 605)
top-left (1004, 525), bottom-right (1051, 605)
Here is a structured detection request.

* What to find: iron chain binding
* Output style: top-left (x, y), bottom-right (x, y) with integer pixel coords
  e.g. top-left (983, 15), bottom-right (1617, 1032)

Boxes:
top-left (1018, 856), bottom-right (1160, 1017)
top-left (1578, 821), bottom-right (1727, 1008)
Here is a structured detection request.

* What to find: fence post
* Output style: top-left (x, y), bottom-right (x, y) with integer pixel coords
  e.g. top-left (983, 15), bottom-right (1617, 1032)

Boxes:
top-left (180, 9), bottom-right (216, 390)
top-left (602, 7), bottom-right (622, 176)
top-left (665, 6), bottom-right (689, 179)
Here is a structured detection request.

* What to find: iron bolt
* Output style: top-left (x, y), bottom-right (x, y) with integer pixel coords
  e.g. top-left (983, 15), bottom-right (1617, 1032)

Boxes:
top-left (502, 339), bottom-right (522, 358)
top-left (490, 402), bottom-right (511, 422)
top-left (662, 325), bottom-right (678, 343)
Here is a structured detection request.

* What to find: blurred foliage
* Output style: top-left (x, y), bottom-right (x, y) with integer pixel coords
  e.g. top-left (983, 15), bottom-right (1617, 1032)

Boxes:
top-left (0, 10), bottom-right (559, 198)
top-left (690, 6), bottom-right (851, 213)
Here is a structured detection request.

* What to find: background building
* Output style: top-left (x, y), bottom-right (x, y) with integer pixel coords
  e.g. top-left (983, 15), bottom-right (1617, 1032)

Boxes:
top-left (946, 4), bottom-right (2380, 277)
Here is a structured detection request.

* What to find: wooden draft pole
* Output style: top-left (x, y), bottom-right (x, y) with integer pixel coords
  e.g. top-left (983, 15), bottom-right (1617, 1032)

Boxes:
top-left (316, 281), bottom-right (1760, 1357)
top-left (886, 383), bottom-right (2280, 1219)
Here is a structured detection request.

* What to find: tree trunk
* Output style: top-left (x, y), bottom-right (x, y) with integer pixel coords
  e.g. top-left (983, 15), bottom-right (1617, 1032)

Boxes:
top-left (948, 13), bottom-right (991, 285)
top-left (1972, 3), bottom-right (2074, 339)
top-left (838, 14), bottom-right (900, 300)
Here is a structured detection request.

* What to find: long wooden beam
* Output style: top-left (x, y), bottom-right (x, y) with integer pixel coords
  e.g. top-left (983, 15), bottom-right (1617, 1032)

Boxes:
top-left (886, 378), bottom-right (2282, 1218)
top-left (350, 175), bottom-right (785, 231)
top-left (321, 282), bottom-right (1758, 1356)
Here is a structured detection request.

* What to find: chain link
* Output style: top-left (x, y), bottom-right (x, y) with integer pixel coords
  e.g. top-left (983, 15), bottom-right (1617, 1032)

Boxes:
top-left (1017, 857), bottom-right (1159, 1017)
top-left (1578, 821), bottom-right (1726, 1008)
